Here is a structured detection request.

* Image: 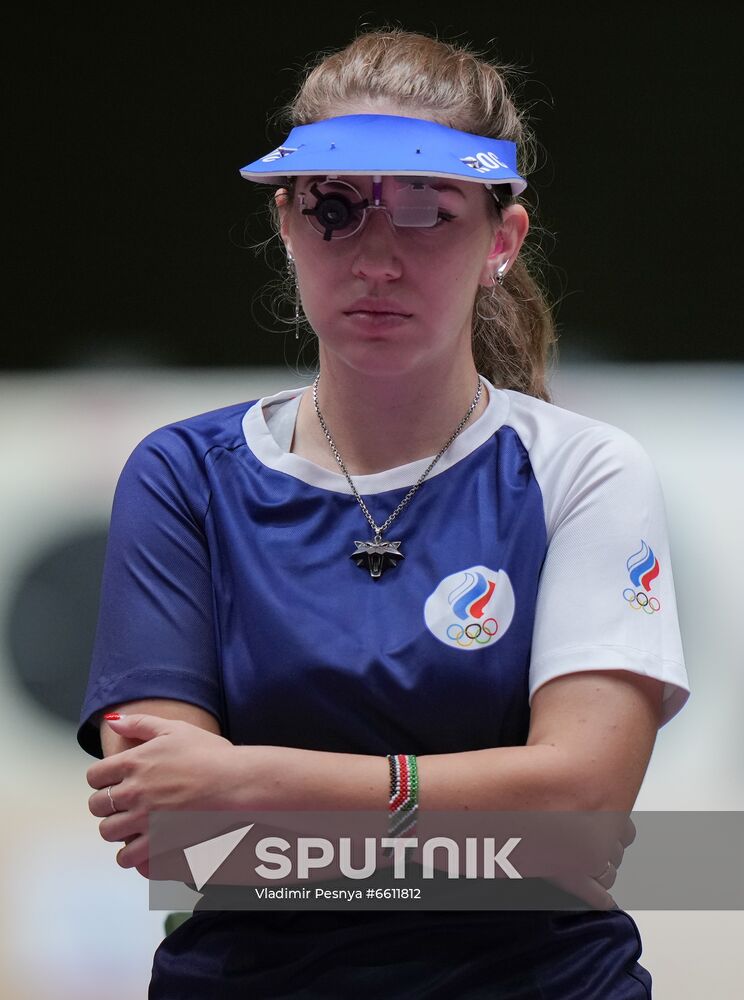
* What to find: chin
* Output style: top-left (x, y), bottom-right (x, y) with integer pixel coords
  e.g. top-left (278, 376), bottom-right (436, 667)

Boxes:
top-left (335, 344), bottom-right (442, 380)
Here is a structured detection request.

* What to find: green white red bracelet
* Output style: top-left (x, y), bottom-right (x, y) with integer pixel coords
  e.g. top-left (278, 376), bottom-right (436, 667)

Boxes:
top-left (386, 753), bottom-right (419, 841)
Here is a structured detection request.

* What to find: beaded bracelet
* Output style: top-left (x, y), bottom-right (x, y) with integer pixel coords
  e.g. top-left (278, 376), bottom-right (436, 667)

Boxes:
top-left (385, 753), bottom-right (419, 846)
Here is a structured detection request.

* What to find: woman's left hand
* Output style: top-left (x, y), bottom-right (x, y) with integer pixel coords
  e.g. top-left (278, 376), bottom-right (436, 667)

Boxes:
top-left (86, 714), bottom-right (267, 876)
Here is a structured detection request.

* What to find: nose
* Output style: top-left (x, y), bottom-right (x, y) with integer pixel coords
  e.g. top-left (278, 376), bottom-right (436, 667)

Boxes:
top-left (351, 206), bottom-right (402, 281)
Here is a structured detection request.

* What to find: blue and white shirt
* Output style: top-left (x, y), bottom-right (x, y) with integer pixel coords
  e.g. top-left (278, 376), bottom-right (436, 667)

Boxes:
top-left (78, 376), bottom-right (688, 759)
top-left (77, 376), bottom-right (690, 998)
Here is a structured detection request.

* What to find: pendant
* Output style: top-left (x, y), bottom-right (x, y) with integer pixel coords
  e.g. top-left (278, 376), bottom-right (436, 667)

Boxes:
top-left (351, 534), bottom-right (404, 579)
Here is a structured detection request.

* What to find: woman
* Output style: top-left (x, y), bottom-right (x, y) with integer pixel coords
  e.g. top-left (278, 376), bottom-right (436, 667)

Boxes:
top-left (78, 29), bottom-right (690, 998)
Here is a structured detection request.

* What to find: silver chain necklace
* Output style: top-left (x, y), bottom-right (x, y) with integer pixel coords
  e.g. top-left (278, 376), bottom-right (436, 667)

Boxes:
top-left (313, 373), bottom-right (483, 579)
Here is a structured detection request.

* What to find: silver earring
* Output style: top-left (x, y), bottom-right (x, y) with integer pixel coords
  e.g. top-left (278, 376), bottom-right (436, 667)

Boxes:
top-left (287, 252), bottom-right (301, 340)
top-left (494, 258), bottom-right (510, 287)
top-left (475, 257), bottom-right (510, 323)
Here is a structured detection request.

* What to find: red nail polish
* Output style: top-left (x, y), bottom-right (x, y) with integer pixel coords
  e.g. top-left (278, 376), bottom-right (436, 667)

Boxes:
top-left (104, 713), bottom-right (121, 721)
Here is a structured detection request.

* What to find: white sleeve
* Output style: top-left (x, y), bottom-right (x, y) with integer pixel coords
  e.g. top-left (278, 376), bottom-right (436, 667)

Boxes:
top-left (528, 424), bottom-right (690, 727)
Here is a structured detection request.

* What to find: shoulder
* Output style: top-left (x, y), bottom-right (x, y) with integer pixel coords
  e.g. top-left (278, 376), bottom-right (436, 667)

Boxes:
top-left (499, 388), bottom-right (660, 533)
top-left (124, 398), bottom-right (262, 476)
top-left (501, 387), bottom-right (655, 471)
top-left (501, 387), bottom-right (645, 455)
top-left (115, 398), bottom-right (260, 519)
top-left (134, 398), bottom-right (258, 462)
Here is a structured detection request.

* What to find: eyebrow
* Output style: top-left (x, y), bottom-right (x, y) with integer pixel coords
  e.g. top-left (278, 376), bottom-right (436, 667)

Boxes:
top-left (428, 183), bottom-right (466, 199)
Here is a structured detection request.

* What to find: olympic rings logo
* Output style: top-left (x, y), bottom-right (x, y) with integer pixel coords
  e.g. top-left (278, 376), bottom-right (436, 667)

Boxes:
top-left (623, 589), bottom-right (661, 614)
top-left (446, 618), bottom-right (499, 647)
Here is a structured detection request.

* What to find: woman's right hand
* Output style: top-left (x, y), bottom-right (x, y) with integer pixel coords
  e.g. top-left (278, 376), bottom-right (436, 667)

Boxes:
top-left (545, 814), bottom-right (636, 910)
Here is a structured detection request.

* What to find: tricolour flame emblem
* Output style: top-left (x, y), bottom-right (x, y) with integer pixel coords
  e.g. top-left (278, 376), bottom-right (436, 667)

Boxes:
top-left (626, 540), bottom-right (660, 592)
top-left (425, 565), bottom-right (515, 650)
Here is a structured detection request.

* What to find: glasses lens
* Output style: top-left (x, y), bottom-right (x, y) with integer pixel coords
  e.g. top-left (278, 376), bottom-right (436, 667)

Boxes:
top-left (389, 183), bottom-right (441, 227)
top-left (300, 180), bottom-right (368, 240)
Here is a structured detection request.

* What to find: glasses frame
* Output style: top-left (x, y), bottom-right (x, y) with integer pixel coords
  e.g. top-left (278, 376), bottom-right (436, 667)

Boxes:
top-left (296, 177), bottom-right (454, 242)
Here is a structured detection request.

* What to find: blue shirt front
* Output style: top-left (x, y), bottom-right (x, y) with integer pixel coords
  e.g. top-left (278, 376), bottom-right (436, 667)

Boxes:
top-left (78, 385), bottom-right (549, 757)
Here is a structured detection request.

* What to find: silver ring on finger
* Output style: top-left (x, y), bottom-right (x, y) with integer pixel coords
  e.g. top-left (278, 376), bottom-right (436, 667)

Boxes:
top-left (106, 785), bottom-right (118, 815)
top-left (593, 860), bottom-right (614, 884)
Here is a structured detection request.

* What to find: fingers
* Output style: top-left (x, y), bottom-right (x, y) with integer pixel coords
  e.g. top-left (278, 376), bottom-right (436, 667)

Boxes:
top-left (86, 764), bottom-right (124, 792)
top-left (609, 839), bottom-right (625, 869)
top-left (548, 873), bottom-right (618, 911)
top-left (88, 783), bottom-right (125, 818)
top-left (596, 816), bottom-right (635, 882)
top-left (609, 815), bottom-right (637, 871)
top-left (98, 811), bottom-right (145, 844)
top-left (621, 815), bottom-right (637, 847)
top-left (116, 832), bottom-right (150, 870)
top-left (593, 861), bottom-right (617, 890)
top-left (86, 752), bottom-right (133, 791)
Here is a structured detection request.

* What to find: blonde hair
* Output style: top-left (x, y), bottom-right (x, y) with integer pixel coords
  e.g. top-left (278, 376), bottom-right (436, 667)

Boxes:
top-left (266, 28), bottom-right (558, 402)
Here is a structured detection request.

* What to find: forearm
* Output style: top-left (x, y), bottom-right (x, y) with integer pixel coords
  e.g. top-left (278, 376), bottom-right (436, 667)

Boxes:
top-left (236, 743), bottom-right (578, 812)
top-left (218, 744), bottom-right (611, 887)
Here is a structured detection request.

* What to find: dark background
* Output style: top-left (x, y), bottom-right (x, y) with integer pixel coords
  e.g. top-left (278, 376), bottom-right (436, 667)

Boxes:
top-left (6, 4), bottom-right (742, 368)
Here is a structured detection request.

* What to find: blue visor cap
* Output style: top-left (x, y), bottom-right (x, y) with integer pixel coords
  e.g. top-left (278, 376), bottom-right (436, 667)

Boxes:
top-left (239, 114), bottom-right (527, 197)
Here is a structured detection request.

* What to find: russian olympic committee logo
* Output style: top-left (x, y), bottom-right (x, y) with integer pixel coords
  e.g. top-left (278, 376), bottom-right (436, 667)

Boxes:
top-left (424, 565), bottom-right (515, 651)
top-left (623, 539), bottom-right (662, 614)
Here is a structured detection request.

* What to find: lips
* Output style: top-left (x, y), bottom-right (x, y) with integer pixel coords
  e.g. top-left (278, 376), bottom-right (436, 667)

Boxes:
top-left (344, 298), bottom-right (412, 316)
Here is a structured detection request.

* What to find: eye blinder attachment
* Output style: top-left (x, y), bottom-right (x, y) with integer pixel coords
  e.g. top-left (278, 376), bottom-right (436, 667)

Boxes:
top-left (387, 181), bottom-right (441, 228)
top-left (300, 181), bottom-right (370, 241)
